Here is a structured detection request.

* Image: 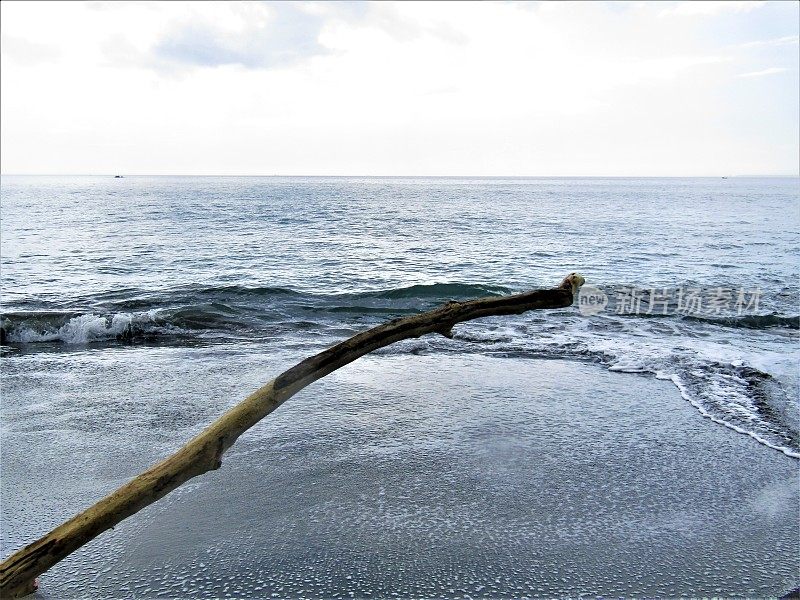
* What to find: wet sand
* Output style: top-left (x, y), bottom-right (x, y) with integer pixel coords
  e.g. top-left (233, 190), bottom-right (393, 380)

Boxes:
top-left (2, 350), bottom-right (798, 598)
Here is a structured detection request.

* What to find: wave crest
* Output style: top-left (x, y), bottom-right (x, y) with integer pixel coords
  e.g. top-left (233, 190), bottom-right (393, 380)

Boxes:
top-left (1, 312), bottom-right (142, 344)
top-left (366, 283), bottom-right (512, 300)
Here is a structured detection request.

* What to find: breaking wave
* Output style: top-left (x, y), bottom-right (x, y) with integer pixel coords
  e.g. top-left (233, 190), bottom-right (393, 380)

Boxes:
top-left (2, 282), bottom-right (798, 459)
top-left (0, 283), bottom-right (515, 345)
top-left (0, 311), bottom-right (184, 345)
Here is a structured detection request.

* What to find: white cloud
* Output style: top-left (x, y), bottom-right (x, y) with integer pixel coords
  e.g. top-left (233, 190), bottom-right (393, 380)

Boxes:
top-left (150, 3), bottom-right (330, 70)
top-left (659, 1), bottom-right (765, 17)
top-left (1, 1), bottom-right (797, 176)
top-left (736, 66), bottom-right (789, 78)
top-left (739, 35), bottom-right (799, 49)
top-left (0, 35), bottom-right (60, 66)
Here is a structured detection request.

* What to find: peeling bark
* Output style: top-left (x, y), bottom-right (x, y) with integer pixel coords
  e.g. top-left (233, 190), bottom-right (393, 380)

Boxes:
top-left (0, 273), bottom-right (584, 598)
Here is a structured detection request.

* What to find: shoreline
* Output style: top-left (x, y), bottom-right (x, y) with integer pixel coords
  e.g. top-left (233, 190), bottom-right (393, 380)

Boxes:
top-left (2, 350), bottom-right (797, 598)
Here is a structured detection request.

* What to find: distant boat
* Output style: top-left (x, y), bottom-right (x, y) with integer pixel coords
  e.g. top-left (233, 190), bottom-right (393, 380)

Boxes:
top-left (114, 175), bottom-right (124, 178)
top-left (721, 176), bottom-right (728, 179)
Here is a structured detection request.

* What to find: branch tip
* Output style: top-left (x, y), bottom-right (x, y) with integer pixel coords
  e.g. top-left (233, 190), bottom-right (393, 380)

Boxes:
top-left (560, 272), bottom-right (585, 296)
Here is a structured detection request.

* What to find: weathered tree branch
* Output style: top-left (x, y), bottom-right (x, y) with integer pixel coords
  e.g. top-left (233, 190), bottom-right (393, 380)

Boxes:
top-left (0, 273), bottom-right (585, 598)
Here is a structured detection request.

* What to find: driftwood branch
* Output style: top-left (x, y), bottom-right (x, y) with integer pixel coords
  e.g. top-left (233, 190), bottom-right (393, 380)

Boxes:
top-left (0, 273), bottom-right (585, 598)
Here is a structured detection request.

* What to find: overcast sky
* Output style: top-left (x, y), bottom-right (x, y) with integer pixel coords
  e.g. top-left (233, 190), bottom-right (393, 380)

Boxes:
top-left (1, 1), bottom-right (798, 176)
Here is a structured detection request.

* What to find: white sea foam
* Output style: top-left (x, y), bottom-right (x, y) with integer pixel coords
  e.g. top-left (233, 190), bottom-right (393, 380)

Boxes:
top-left (451, 311), bottom-right (800, 458)
top-left (9, 313), bottom-right (135, 344)
top-left (658, 372), bottom-right (800, 459)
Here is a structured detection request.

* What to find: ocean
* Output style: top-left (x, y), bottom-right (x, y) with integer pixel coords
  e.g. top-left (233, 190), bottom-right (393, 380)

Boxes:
top-left (1, 176), bottom-right (798, 597)
top-left (2, 176), bottom-right (798, 454)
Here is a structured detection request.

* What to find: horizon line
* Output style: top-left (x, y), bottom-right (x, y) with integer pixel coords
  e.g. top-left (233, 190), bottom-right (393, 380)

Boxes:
top-left (1, 173), bottom-right (799, 178)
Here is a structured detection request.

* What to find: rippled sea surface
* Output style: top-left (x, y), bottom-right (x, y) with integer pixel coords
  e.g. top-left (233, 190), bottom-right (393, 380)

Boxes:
top-left (2, 176), bottom-right (798, 455)
top-left (1, 176), bottom-right (799, 598)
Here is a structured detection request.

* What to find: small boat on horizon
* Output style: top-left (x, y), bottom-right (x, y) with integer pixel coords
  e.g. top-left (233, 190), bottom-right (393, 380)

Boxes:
top-left (114, 175), bottom-right (124, 178)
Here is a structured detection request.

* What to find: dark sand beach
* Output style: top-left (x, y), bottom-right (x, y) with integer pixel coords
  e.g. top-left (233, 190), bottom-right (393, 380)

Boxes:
top-left (2, 349), bottom-right (797, 598)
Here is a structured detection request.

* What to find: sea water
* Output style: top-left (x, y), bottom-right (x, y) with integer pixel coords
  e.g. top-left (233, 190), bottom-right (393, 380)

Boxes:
top-left (2, 176), bottom-right (797, 455)
top-left (1, 176), bottom-right (798, 596)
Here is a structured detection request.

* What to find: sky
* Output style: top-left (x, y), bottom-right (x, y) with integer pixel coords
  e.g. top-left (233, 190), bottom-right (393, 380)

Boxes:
top-left (1, 0), bottom-right (798, 176)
